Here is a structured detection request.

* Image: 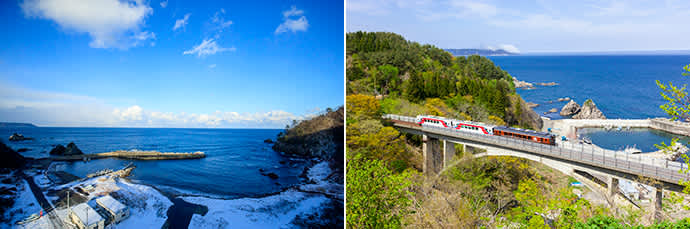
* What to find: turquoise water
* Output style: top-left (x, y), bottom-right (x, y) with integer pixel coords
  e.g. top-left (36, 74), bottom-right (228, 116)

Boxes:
top-left (1, 127), bottom-right (306, 198)
top-left (490, 55), bottom-right (690, 151)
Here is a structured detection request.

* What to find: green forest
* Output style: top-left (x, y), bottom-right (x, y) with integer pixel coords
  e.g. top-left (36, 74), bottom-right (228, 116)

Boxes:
top-left (345, 31), bottom-right (690, 228)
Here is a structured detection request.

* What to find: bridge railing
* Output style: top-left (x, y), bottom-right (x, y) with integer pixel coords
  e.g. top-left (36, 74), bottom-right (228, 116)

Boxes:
top-left (384, 114), bottom-right (690, 184)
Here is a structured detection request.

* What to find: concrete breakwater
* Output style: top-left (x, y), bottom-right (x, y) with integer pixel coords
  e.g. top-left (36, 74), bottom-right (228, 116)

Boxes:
top-left (542, 118), bottom-right (690, 140)
top-left (48, 150), bottom-right (206, 161)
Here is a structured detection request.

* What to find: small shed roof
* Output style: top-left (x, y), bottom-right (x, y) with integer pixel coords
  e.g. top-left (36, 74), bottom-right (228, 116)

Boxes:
top-left (96, 195), bottom-right (127, 213)
top-left (72, 203), bottom-right (103, 226)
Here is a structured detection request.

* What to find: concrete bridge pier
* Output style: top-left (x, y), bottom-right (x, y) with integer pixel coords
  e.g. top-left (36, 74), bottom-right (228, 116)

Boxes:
top-left (423, 134), bottom-right (441, 175)
top-left (651, 185), bottom-right (663, 222)
top-left (422, 134), bottom-right (456, 175)
top-left (443, 140), bottom-right (455, 168)
top-left (607, 176), bottom-right (619, 202)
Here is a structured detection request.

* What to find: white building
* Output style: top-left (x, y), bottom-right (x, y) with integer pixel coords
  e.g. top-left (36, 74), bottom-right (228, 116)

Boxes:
top-left (70, 203), bottom-right (105, 229)
top-left (96, 195), bottom-right (129, 223)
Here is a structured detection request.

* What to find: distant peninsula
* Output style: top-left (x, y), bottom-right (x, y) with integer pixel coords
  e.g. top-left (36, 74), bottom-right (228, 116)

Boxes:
top-left (0, 122), bottom-right (37, 128)
top-left (444, 48), bottom-right (519, 56)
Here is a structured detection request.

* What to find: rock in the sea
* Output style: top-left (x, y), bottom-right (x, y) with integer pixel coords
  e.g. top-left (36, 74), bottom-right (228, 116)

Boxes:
top-left (573, 99), bottom-right (606, 119)
top-left (526, 102), bottom-right (539, 109)
top-left (263, 139), bottom-right (274, 144)
top-left (548, 108), bottom-right (558, 113)
top-left (265, 172), bottom-right (279, 179)
top-left (8, 133), bottom-right (33, 141)
top-left (49, 144), bottom-right (66, 155)
top-left (536, 82), bottom-right (558, 86)
top-left (49, 142), bottom-right (84, 156)
top-left (559, 100), bottom-right (581, 116)
top-left (557, 97), bottom-right (571, 102)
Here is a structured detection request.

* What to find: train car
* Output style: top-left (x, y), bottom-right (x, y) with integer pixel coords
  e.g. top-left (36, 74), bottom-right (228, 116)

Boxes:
top-left (415, 115), bottom-right (494, 135)
top-left (415, 115), bottom-right (450, 128)
top-left (492, 126), bottom-right (555, 145)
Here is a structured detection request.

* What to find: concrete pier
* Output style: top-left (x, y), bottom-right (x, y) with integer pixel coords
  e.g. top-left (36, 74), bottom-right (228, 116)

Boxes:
top-left (542, 118), bottom-right (690, 140)
top-left (48, 150), bottom-right (206, 161)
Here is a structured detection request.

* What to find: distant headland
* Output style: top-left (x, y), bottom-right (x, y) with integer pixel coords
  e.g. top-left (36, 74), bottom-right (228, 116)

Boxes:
top-left (444, 48), bottom-right (519, 56)
top-left (0, 122), bottom-right (37, 128)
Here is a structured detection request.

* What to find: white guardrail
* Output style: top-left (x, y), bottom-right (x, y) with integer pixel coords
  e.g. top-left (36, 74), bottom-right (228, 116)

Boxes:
top-left (383, 114), bottom-right (690, 184)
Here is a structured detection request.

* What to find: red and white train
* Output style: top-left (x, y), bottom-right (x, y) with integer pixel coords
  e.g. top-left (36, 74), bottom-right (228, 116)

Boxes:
top-left (415, 115), bottom-right (556, 145)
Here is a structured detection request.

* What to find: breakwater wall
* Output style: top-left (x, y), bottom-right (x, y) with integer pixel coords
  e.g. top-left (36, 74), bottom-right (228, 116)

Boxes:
top-left (543, 118), bottom-right (690, 139)
top-left (49, 150), bottom-right (206, 161)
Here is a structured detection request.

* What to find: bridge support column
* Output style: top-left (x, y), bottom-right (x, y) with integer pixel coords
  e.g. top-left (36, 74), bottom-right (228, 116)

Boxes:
top-left (443, 140), bottom-right (455, 168)
top-left (606, 176), bottom-right (619, 211)
top-left (651, 186), bottom-right (663, 222)
top-left (422, 134), bottom-right (442, 175)
top-left (607, 176), bottom-right (619, 201)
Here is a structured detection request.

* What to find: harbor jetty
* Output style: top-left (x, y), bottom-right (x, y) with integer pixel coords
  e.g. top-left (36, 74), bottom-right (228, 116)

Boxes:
top-left (47, 150), bottom-right (205, 161)
top-left (542, 117), bottom-right (690, 140)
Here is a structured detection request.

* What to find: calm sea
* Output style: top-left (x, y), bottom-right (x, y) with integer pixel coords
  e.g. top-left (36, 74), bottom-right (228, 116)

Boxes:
top-left (490, 55), bottom-right (690, 151)
top-left (1, 127), bottom-right (305, 198)
top-left (490, 55), bottom-right (690, 119)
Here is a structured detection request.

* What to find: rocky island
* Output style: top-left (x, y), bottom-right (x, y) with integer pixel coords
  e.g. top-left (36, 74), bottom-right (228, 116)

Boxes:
top-left (560, 99), bottom-right (606, 119)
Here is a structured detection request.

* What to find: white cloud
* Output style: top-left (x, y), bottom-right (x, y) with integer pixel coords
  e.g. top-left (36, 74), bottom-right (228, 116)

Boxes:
top-left (486, 44), bottom-right (520, 53)
top-left (173, 13), bottom-right (190, 31)
top-left (208, 64), bottom-right (216, 68)
top-left (282, 5), bottom-right (304, 18)
top-left (211, 9), bottom-right (233, 34)
top-left (275, 6), bottom-right (309, 34)
top-left (0, 84), bottom-right (306, 128)
top-left (160, 0), bottom-right (167, 8)
top-left (114, 105), bottom-right (143, 121)
top-left (183, 38), bottom-right (235, 58)
top-left (21, 0), bottom-right (154, 49)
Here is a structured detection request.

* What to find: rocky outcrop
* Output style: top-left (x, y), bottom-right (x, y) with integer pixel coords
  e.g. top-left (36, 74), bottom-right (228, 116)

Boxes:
top-left (513, 77), bottom-right (535, 89)
top-left (8, 133), bottom-right (33, 141)
top-left (559, 100), bottom-right (581, 116)
top-left (0, 141), bottom-right (25, 168)
top-left (573, 99), bottom-right (606, 119)
top-left (536, 82), bottom-right (558, 86)
top-left (272, 107), bottom-right (344, 161)
top-left (49, 142), bottom-right (84, 156)
top-left (544, 108), bottom-right (558, 115)
top-left (517, 98), bottom-right (543, 130)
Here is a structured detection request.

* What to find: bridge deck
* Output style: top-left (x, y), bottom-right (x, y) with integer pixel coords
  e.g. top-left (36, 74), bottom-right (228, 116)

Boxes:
top-left (384, 114), bottom-right (690, 185)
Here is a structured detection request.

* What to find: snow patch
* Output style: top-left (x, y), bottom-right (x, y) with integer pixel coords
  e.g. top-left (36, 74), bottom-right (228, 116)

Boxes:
top-left (2, 180), bottom-right (44, 228)
top-left (182, 190), bottom-right (329, 228)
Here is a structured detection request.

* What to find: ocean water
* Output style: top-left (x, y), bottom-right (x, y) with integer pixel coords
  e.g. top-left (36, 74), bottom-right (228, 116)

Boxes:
top-left (1, 127), bottom-right (306, 198)
top-left (490, 55), bottom-right (690, 119)
top-left (490, 55), bottom-right (690, 151)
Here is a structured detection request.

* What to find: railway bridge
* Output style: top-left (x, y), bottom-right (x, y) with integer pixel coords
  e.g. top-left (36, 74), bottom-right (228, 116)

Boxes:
top-left (383, 114), bottom-right (690, 220)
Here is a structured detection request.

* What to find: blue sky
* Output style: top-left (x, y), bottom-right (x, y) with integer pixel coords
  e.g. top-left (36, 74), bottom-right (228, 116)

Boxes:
top-left (0, 0), bottom-right (343, 128)
top-left (347, 0), bottom-right (690, 53)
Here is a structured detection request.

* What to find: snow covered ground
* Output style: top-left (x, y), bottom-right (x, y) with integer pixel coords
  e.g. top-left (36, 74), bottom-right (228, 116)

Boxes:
top-left (1, 179), bottom-right (43, 228)
top-left (181, 161), bottom-right (343, 228)
top-left (113, 180), bottom-right (172, 229)
top-left (299, 161), bottom-right (344, 200)
top-left (183, 190), bottom-right (329, 228)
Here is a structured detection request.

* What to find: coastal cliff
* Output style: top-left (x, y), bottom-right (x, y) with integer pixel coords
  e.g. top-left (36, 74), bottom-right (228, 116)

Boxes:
top-left (272, 107), bottom-right (344, 166)
top-left (0, 141), bottom-right (25, 169)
